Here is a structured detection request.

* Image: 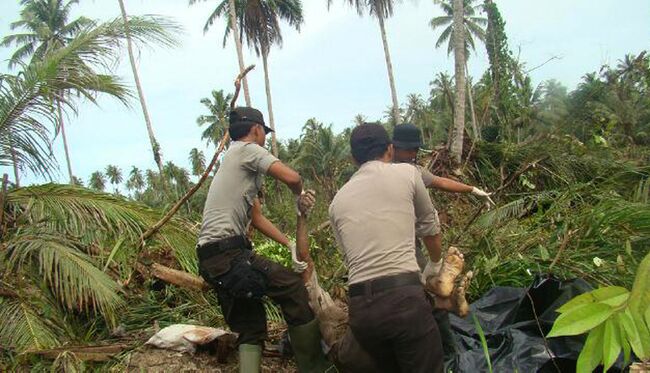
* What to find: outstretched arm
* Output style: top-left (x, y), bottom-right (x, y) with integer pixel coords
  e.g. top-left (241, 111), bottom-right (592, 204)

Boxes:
top-left (429, 176), bottom-right (473, 193)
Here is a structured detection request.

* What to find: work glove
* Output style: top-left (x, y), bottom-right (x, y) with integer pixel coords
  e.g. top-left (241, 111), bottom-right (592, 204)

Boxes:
top-left (288, 242), bottom-right (308, 273)
top-left (420, 258), bottom-right (443, 285)
top-left (296, 189), bottom-right (316, 216)
top-left (471, 187), bottom-right (495, 209)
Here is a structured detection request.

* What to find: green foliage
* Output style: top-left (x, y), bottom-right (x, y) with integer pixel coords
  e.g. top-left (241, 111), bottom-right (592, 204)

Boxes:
top-left (547, 251), bottom-right (650, 372)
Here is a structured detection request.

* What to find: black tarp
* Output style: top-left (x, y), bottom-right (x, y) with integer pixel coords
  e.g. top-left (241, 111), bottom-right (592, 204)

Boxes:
top-left (447, 275), bottom-right (614, 373)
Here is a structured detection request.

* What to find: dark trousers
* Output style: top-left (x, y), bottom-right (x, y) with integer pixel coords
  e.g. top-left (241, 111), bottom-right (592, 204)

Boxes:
top-left (199, 248), bottom-right (314, 346)
top-left (348, 275), bottom-right (443, 373)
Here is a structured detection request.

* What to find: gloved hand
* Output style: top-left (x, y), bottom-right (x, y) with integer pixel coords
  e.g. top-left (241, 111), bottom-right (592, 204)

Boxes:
top-left (420, 258), bottom-right (443, 285)
top-left (296, 189), bottom-right (316, 216)
top-left (471, 187), bottom-right (495, 208)
top-left (288, 242), bottom-right (308, 273)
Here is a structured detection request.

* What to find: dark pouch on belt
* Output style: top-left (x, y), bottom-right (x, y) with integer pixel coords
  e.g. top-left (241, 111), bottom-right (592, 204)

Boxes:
top-left (206, 252), bottom-right (268, 300)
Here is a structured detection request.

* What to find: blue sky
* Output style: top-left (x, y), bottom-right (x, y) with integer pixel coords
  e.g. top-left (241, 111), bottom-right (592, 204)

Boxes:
top-left (1, 0), bottom-right (649, 186)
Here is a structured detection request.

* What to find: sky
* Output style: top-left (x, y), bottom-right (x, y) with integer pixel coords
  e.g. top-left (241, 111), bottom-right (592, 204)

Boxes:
top-left (0, 0), bottom-right (649, 186)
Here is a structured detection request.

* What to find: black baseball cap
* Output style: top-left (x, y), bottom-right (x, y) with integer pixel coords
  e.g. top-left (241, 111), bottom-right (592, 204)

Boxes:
top-left (392, 123), bottom-right (423, 149)
top-left (229, 107), bottom-right (274, 135)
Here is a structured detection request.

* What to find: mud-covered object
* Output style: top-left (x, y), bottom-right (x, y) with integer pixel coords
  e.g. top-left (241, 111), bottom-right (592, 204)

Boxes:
top-left (447, 275), bottom-right (625, 373)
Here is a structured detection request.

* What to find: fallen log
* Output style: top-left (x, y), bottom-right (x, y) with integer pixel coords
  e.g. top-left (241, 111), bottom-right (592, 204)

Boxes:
top-left (136, 262), bottom-right (210, 291)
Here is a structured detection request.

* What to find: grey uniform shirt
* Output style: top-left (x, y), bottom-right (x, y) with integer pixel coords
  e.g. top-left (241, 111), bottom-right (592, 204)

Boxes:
top-left (198, 141), bottom-right (278, 246)
top-left (329, 161), bottom-right (439, 285)
top-left (417, 165), bottom-right (436, 187)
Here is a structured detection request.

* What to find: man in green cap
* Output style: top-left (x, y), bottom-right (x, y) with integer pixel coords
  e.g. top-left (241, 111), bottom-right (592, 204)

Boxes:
top-left (197, 107), bottom-right (332, 372)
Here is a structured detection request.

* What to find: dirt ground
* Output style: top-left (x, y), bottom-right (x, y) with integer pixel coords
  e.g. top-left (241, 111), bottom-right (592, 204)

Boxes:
top-left (123, 323), bottom-right (298, 372)
top-left (126, 346), bottom-right (297, 373)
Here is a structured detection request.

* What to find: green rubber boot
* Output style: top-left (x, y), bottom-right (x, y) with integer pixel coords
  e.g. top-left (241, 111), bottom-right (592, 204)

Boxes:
top-left (288, 319), bottom-right (335, 373)
top-left (239, 344), bottom-right (262, 373)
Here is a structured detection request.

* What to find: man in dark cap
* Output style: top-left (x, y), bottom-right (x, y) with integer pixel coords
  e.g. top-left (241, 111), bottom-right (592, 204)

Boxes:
top-left (197, 107), bottom-right (332, 373)
top-left (329, 123), bottom-right (444, 373)
top-left (392, 122), bottom-right (492, 363)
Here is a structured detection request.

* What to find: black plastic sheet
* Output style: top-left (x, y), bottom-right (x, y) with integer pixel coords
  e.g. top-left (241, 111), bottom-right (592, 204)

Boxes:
top-left (447, 275), bottom-right (608, 373)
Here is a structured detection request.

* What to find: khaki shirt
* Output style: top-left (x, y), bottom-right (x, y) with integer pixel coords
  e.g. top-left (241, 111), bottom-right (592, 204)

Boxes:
top-left (198, 141), bottom-right (278, 246)
top-left (329, 161), bottom-right (439, 284)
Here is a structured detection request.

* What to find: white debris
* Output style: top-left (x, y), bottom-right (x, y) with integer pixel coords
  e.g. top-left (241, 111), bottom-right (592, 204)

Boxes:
top-left (145, 324), bottom-right (232, 354)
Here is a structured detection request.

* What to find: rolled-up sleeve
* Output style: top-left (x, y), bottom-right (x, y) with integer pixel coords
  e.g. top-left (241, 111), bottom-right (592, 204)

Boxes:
top-left (413, 172), bottom-right (439, 237)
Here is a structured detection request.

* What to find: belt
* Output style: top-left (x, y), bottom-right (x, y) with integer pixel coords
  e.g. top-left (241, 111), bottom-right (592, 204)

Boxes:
top-left (348, 272), bottom-right (421, 297)
top-left (197, 236), bottom-right (251, 262)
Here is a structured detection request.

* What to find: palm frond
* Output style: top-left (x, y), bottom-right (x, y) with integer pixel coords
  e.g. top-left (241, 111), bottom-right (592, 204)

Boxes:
top-left (6, 231), bottom-right (125, 320)
top-left (0, 299), bottom-right (62, 352)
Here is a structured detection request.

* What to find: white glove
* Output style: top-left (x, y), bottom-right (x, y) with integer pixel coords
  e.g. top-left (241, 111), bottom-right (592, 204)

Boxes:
top-left (471, 187), bottom-right (495, 208)
top-left (288, 242), bottom-right (307, 273)
top-left (420, 259), bottom-right (443, 285)
top-left (296, 189), bottom-right (316, 216)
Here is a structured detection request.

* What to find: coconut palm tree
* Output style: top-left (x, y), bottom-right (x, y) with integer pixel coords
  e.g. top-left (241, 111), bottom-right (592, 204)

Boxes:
top-left (189, 148), bottom-right (206, 176)
top-left (202, 0), bottom-right (303, 156)
top-left (431, 0), bottom-right (486, 140)
top-left (430, 0), bottom-right (486, 58)
top-left (189, 0), bottom-right (252, 106)
top-left (105, 165), bottom-right (123, 193)
top-left (2, 0), bottom-right (94, 183)
top-left (2, 2), bottom-right (179, 182)
top-left (117, 0), bottom-right (170, 180)
top-left (196, 89), bottom-right (232, 146)
top-left (243, 0), bottom-right (303, 156)
top-left (449, 0), bottom-right (466, 166)
top-left (126, 166), bottom-right (145, 193)
top-left (89, 171), bottom-right (107, 191)
top-left (330, 0), bottom-right (402, 124)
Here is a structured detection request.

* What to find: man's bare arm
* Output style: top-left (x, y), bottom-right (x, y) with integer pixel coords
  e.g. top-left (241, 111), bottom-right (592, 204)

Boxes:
top-left (429, 176), bottom-right (473, 193)
top-left (267, 162), bottom-right (303, 195)
top-left (296, 214), bottom-right (314, 282)
top-left (250, 198), bottom-right (290, 246)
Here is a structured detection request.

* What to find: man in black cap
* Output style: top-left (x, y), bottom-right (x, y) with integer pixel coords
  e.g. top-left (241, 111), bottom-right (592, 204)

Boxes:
top-left (197, 107), bottom-right (332, 373)
top-left (392, 122), bottom-right (492, 364)
top-left (329, 123), bottom-right (444, 373)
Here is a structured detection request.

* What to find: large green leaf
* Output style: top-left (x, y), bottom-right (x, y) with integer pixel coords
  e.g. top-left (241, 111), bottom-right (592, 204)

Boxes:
top-left (548, 302), bottom-right (614, 337)
top-left (631, 309), bottom-right (650, 359)
top-left (629, 251), bottom-right (650, 316)
top-left (576, 323), bottom-right (604, 373)
top-left (556, 286), bottom-right (628, 314)
top-left (618, 314), bottom-right (631, 365)
top-left (620, 309), bottom-right (650, 359)
top-left (602, 318), bottom-right (622, 371)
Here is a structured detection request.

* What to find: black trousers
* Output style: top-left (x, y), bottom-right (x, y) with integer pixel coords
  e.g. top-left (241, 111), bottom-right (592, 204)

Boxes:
top-left (199, 248), bottom-right (314, 346)
top-left (348, 276), bottom-right (444, 373)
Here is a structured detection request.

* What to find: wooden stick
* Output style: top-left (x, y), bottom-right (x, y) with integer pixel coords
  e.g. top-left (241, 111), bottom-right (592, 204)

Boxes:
top-left (138, 66), bottom-right (256, 246)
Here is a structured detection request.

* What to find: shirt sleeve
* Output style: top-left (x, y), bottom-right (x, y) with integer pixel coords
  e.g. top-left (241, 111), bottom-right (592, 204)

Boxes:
top-left (417, 166), bottom-right (435, 188)
top-left (241, 143), bottom-right (279, 174)
top-left (413, 168), bottom-right (439, 237)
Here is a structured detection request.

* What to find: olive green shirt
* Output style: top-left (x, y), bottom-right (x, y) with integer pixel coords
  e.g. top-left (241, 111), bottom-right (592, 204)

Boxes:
top-left (198, 141), bottom-right (278, 246)
top-left (329, 161), bottom-right (439, 284)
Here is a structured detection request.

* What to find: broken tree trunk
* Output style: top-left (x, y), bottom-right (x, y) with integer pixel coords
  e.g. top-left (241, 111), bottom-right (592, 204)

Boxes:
top-left (136, 262), bottom-right (209, 291)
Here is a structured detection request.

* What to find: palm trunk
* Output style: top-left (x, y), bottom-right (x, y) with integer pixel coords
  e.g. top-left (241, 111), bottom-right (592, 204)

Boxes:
top-left (376, 15), bottom-right (400, 125)
top-left (9, 135), bottom-right (20, 187)
top-left (228, 0), bottom-right (251, 106)
top-left (118, 0), bottom-right (166, 179)
top-left (261, 47), bottom-right (278, 156)
top-left (57, 99), bottom-right (74, 183)
top-left (466, 64), bottom-right (480, 140)
top-left (450, 0), bottom-right (466, 166)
